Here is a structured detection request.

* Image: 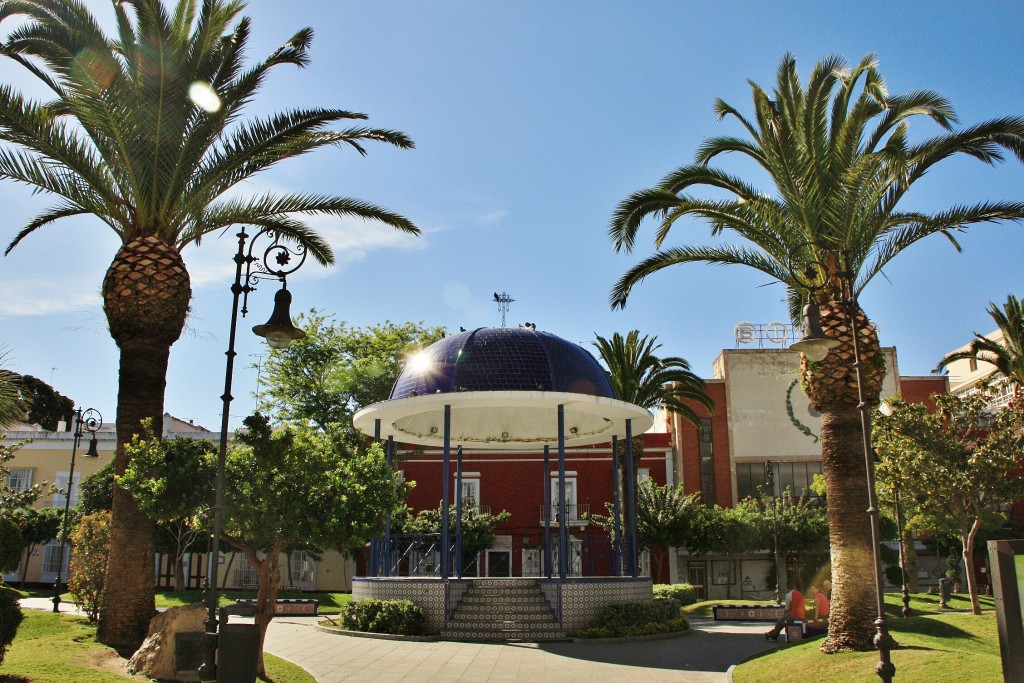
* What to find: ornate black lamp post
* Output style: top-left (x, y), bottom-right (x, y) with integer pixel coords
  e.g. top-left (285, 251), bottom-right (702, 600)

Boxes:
top-left (794, 251), bottom-right (896, 683)
top-left (52, 408), bottom-right (102, 613)
top-left (199, 228), bottom-right (307, 681)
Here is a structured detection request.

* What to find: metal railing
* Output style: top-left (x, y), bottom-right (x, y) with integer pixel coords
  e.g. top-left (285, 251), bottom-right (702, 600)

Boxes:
top-left (539, 503), bottom-right (589, 526)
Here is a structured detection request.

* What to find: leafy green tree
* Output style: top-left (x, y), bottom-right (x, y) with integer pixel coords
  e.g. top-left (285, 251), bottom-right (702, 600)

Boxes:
top-left (68, 511), bottom-right (111, 623)
top-left (257, 312), bottom-right (446, 434)
top-left (593, 479), bottom-right (702, 583)
top-left (936, 294), bottom-right (1024, 398)
top-left (12, 507), bottom-right (62, 587)
top-left (222, 414), bottom-right (407, 675)
top-left (607, 52), bottom-right (1024, 651)
top-left (874, 391), bottom-right (1024, 614)
top-left (0, 0), bottom-right (418, 647)
top-left (734, 491), bottom-right (830, 591)
top-left (398, 504), bottom-right (511, 574)
top-left (13, 375), bottom-right (74, 431)
top-left (121, 428), bottom-right (217, 591)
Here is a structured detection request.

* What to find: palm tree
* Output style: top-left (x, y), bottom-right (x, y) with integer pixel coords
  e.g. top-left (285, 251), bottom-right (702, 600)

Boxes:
top-left (935, 294), bottom-right (1024, 398)
top-left (0, 349), bottom-right (28, 431)
top-left (0, 0), bottom-right (419, 648)
top-left (607, 53), bottom-right (1024, 652)
top-left (593, 330), bottom-right (713, 487)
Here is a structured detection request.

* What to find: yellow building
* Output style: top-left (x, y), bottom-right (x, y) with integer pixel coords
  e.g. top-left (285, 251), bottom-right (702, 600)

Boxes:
top-left (3, 414), bottom-right (355, 592)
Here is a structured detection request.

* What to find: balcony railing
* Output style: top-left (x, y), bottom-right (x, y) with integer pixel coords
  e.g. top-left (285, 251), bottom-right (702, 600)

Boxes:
top-left (539, 503), bottom-right (589, 526)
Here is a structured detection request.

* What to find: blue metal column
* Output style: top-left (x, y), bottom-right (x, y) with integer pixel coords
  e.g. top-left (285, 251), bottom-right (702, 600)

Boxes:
top-left (441, 405), bottom-right (451, 578)
top-left (625, 419), bottom-right (638, 577)
top-left (370, 419), bottom-right (382, 576)
top-left (612, 434), bottom-right (622, 576)
top-left (543, 445), bottom-right (552, 579)
top-left (384, 435), bottom-right (394, 577)
top-left (558, 404), bottom-right (568, 580)
top-left (455, 445), bottom-right (464, 578)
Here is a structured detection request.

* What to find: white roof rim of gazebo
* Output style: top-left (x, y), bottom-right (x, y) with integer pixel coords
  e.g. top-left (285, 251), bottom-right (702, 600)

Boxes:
top-left (353, 390), bottom-right (653, 451)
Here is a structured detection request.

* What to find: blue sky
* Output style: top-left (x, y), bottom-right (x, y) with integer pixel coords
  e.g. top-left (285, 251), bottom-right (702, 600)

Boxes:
top-left (2, 1), bottom-right (1023, 431)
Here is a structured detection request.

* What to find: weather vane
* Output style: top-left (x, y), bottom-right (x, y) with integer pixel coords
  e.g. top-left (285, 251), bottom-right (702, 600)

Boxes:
top-left (493, 291), bottom-right (514, 327)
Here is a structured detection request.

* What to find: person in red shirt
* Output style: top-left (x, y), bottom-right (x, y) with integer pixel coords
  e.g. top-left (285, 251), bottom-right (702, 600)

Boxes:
top-left (764, 584), bottom-right (806, 641)
top-left (811, 585), bottom-right (830, 622)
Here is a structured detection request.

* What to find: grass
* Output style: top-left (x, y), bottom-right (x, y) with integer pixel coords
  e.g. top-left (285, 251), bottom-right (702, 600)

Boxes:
top-left (19, 587), bottom-right (353, 615)
top-left (154, 589), bottom-right (353, 614)
top-left (732, 593), bottom-right (1002, 683)
top-left (0, 609), bottom-right (315, 683)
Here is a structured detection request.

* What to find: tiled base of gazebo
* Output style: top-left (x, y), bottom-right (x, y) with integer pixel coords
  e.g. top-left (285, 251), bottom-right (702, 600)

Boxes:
top-left (353, 576), bottom-right (652, 641)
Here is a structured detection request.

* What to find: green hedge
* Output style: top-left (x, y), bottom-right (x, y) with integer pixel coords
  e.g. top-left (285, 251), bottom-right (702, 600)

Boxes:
top-left (574, 596), bottom-right (688, 638)
top-left (653, 583), bottom-right (697, 605)
top-left (337, 598), bottom-right (427, 636)
top-left (0, 583), bottom-right (22, 667)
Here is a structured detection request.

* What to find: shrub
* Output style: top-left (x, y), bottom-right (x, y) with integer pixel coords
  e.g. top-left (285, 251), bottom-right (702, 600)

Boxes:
top-left (0, 582), bottom-right (22, 667)
top-left (67, 511), bottom-right (110, 623)
top-left (338, 599), bottom-right (427, 636)
top-left (653, 583), bottom-right (697, 605)
top-left (574, 596), bottom-right (688, 638)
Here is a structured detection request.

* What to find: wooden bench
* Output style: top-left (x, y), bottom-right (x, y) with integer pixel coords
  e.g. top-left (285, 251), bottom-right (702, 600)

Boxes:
top-left (712, 604), bottom-right (785, 621)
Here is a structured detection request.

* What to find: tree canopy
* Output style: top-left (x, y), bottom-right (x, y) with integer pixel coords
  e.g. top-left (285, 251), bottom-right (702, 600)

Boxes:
top-left (256, 312), bottom-right (446, 434)
top-left (874, 390), bottom-right (1024, 614)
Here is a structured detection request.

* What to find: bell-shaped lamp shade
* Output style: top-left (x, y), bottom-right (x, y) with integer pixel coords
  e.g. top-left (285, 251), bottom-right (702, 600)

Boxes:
top-left (790, 302), bottom-right (840, 363)
top-left (85, 436), bottom-right (100, 458)
top-left (252, 287), bottom-right (306, 350)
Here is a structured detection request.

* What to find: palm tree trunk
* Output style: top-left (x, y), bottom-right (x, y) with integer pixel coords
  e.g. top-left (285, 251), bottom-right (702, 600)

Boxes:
top-left (819, 407), bottom-right (877, 652)
top-left (96, 339), bottom-right (164, 648)
top-left (96, 235), bottom-right (190, 649)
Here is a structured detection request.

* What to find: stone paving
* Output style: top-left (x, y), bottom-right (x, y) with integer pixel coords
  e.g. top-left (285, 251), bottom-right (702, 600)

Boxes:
top-left (20, 596), bottom-right (781, 682)
top-left (264, 615), bottom-right (778, 682)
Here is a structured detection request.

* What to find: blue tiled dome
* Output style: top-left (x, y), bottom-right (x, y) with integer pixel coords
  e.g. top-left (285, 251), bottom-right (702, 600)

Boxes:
top-left (391, 327), bottom-right (614, 399)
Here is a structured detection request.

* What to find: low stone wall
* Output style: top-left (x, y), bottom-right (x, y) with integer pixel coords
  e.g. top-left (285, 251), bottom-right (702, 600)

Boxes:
top-left (538, 577), bottom-right (653, 633)
top-left (352, 577), bottom-right (470, 633)
top-left (353, 576), bottom-right (653, 636)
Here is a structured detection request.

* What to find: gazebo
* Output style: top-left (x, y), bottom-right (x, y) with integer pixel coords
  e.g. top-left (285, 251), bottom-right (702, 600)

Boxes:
top-left (351, 326), bottom-right (655, 639)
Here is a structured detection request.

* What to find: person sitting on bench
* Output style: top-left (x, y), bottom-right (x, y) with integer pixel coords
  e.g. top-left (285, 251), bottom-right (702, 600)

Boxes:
top-left (810, 584), bottom-right (829, 622)
top-left (765, 583), bottom-right (805, 641)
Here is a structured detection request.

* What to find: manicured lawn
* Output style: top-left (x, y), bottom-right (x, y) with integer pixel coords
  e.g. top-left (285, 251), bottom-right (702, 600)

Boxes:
top-left (732, 593), bottom-right (1001, 683)
top-left (0, 609), bottom-right (315, 683)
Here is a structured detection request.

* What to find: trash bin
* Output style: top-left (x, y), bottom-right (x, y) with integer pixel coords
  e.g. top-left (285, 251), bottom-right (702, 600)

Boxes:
top-left (217, 603), bottom-right (260, 683)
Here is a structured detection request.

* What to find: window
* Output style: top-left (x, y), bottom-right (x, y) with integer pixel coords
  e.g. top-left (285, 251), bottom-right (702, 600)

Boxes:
top-left (549, 475), bottom-right (579, 522)
top-left (41, 541), bottom-right (70, 579)
top-left (736, 461), bottom-right (823, 501)
top-left (969, 357), bottom-right (978, 372)
top-left (233, 555), bottom-right (259, 589)
top-left (51, 471), bottom-right (81, 508)
top-left (5, 468), bottom-right (33, 494)
top-left (699, 418), bottom-right (715, 505)
top-left (637, 468), bottom-right (650, 482)
top-left (457, 474), bottom-right (480, 510)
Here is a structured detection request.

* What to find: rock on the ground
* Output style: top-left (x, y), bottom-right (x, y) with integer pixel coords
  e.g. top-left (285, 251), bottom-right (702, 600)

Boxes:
top-left (127, 603), bottom-right (208, 682)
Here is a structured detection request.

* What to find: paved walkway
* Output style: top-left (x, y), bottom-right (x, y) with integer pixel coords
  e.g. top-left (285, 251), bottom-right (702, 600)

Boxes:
top-left (20, 597), bottom-right (779, 682)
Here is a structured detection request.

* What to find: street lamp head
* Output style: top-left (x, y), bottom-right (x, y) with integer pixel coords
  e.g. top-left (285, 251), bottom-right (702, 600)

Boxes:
top-left (790, 301), bottom-right (840, 362)
top-left (84, 436), bottom-right (100, 457)
top-left (252, 286), bottom-right (305, 349)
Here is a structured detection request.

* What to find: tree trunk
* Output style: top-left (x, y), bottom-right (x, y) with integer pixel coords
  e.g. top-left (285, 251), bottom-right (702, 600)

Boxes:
top-left (174, 554), bottom-right (186, 593)
top-left (961, 518), bottom-right (983, 615)
top-left (896, 505), bottom-right (919, 593)
top-left (19, 544), bottom-right (33, 588)
top-left (818, 408), bottom-right (878, 652)
top-left (97, 236), bottom-right (190, 649)
top-left (253, 544), bottom-right (283, 677)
